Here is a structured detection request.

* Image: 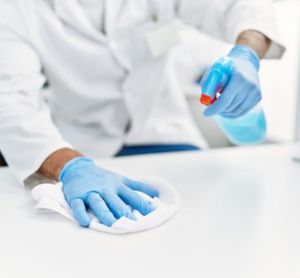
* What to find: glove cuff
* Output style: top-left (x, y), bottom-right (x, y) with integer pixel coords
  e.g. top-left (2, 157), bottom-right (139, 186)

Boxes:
top-left (228, 45), bottom-right (260, 71)
top-left (59, 157), bottom-right (94, 181)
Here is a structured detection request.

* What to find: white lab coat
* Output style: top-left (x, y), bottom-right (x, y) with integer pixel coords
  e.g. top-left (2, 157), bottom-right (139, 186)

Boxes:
top-left (0, 0), bottom-right (284, 183)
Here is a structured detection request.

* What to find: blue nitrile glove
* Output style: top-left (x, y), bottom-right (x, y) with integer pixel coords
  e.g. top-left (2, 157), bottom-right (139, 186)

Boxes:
top-left (59, 157), bottom-right (159, 227)
top-left (201, 45), bottom-right (261, 118)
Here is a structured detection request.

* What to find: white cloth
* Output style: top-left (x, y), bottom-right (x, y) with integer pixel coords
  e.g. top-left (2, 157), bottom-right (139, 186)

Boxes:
top-left (31, 177), bottom-right (181, 235)
top-left (0, 0), bottom-right (285, 183)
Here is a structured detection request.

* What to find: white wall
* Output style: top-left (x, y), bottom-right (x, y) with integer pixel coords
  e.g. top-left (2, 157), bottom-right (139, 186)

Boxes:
top-left (260, 0), bottom-right (300, 142)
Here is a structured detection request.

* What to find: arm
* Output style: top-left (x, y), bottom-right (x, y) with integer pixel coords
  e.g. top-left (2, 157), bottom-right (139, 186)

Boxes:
top-left (236, 30), bottom-right (271, 59)
top-left (0, 4), bottom-right (158, 228)
top-left (176, 0), bottom-right (285, 59)
top-left (37, 148), bottom-right (159, 227)
top-left (37, 147), bottom-right (159, 228)
top-left (199, 30), bottom-right (270, 117)
top-left (37, 148), bottom-right (83, 181)
top-left (0, 10), bottom-right (72, 183)
top-left (180, 0), bottom-right (283, 118)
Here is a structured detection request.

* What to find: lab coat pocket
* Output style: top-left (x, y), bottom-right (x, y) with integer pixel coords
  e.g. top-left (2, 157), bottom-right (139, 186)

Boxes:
top-left (109, 21), bottom-right (181, 71)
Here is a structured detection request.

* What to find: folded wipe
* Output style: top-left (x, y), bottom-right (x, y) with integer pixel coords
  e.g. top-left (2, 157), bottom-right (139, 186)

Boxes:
top-left (31, 177), bottom-right (180, 234)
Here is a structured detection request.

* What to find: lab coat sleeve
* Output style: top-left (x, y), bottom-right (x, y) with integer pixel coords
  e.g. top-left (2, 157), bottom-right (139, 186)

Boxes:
top-left (176, 0), bottom-right (285, 58)
top-left (0, 21), bottom-right (72, 184)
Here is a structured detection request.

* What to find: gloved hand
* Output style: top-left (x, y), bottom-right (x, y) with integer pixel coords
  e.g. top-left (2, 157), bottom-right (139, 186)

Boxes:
top-left (201, 45), bottom-right (262, 118)
top-left (59, 157), bottom-right (159, 227)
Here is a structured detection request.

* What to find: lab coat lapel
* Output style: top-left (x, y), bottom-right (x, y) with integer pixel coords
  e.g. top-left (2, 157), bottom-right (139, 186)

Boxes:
top-left (104, 0), bottom-right (124, 35)
top-left (53, 0), bottom-right (106, 43)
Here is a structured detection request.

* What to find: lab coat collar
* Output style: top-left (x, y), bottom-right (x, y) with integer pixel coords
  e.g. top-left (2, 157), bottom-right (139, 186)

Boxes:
top-left (104, 0), bottom-right (124, 35)
top-left (53, 0), bottom-right (124, 40)
top-left (53, 0), bottom-right (106, 42)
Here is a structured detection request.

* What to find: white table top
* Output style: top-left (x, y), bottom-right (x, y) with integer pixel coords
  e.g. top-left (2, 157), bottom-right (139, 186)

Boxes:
top-left (1, 144), bottom-right (300, 278)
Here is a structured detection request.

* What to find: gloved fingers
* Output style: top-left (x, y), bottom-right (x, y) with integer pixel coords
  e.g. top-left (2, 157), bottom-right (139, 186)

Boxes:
top-left (203, 75), bottom-right (241, 117)
top-left (69, 198), bottom-right (91, 227)
top-left (222, 91), bottom-right (248, 114)
top-left (119, 186), bottom-right (155, 216)
top-left (220, 102), bottom-right (249, 118)
top-left (221, 91), bottom-right (261, 118)
top-left (102, 190), bottom-right (136, 220)
top-left (237, 93), bottom-right (261, 116)
top-left (122, 178), bottom-right (159, 198)
top-left (222, 106), bottom-right (246, 118)
top-left (85, 192), bottom-right (116, 227)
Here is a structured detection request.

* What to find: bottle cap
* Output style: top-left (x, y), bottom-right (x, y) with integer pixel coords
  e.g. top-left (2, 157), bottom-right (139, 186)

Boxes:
top-left (200, 94), bottom-right (214, 105)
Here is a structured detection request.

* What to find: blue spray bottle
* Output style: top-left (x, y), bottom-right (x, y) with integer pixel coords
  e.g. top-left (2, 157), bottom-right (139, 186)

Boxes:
top-left (200, 57), bottom-right (267, 145)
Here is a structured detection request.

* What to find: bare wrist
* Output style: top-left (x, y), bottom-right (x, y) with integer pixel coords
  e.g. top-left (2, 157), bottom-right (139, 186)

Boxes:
top-left (236, 30), bottom-right (271, 59)
top-left (37, 148), bottom-right (83, 181)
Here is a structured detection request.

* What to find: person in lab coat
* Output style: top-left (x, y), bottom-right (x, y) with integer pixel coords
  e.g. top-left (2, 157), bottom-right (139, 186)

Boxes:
top-left (0, 0), bottom-right (284, 227)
